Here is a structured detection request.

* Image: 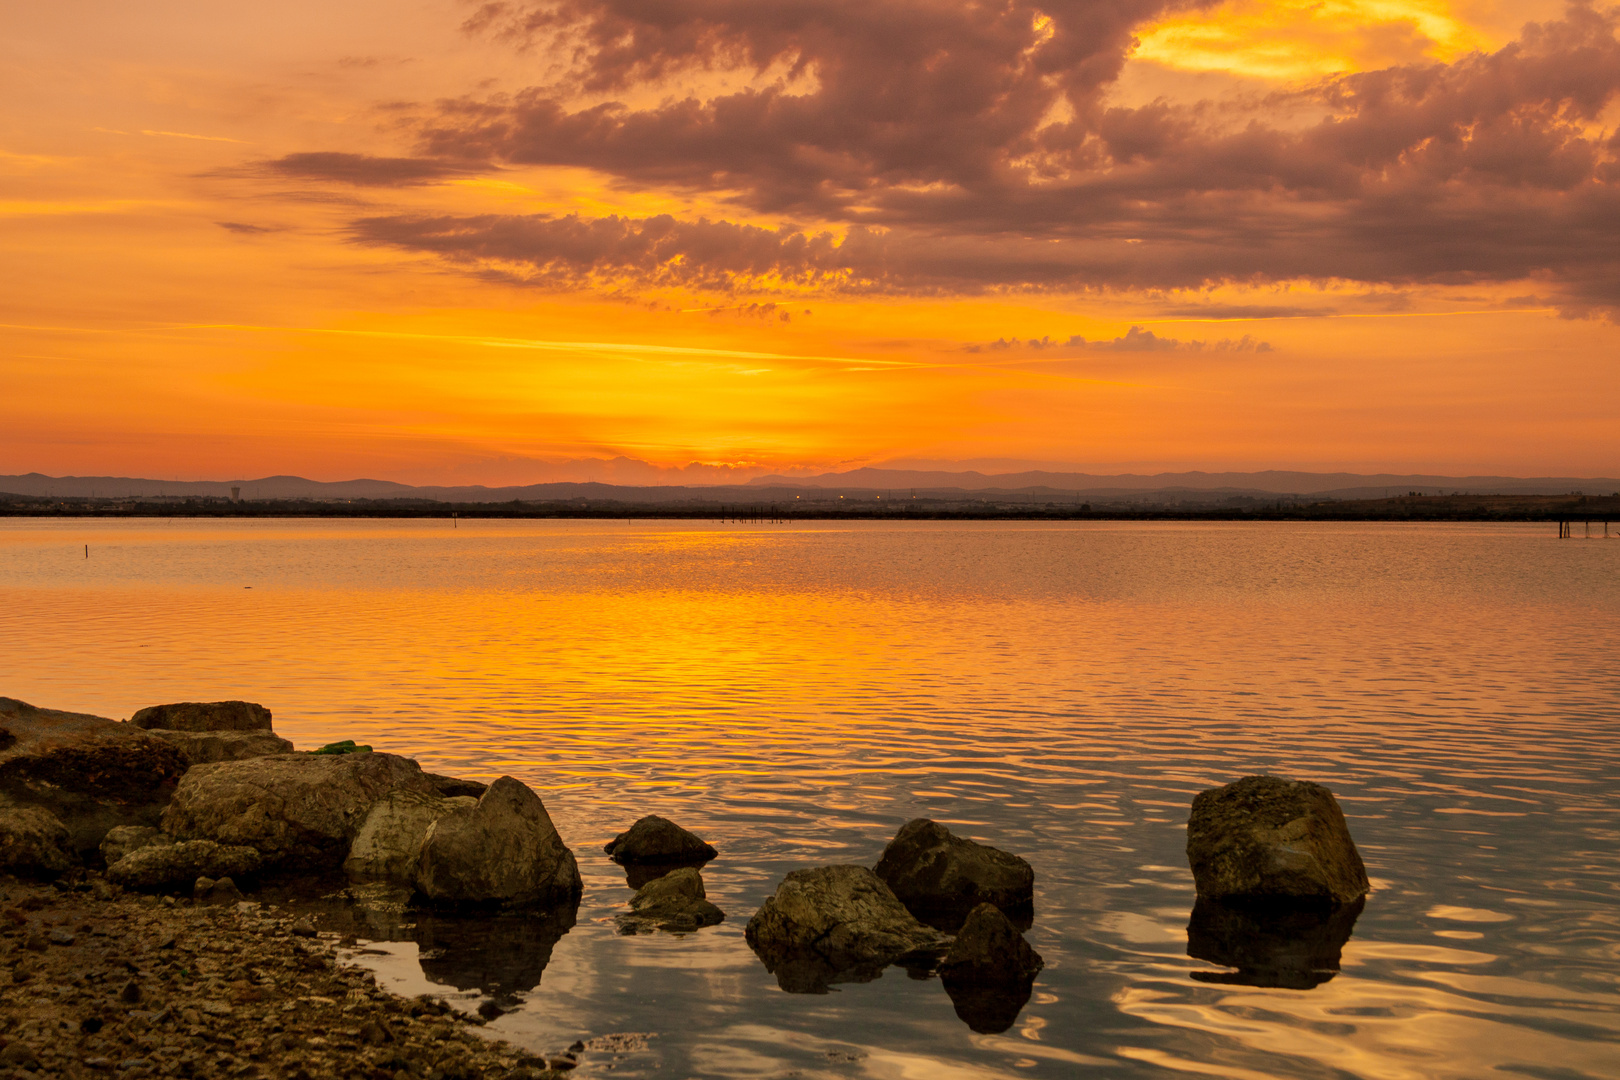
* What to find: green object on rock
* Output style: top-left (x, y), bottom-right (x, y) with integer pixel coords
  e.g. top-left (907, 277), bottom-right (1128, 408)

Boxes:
top-left (313, 740), bottom-right (373, 755)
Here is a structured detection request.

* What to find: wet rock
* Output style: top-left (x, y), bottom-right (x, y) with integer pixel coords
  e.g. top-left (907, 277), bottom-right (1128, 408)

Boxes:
top-left (290, 917), bottom-right (317, 937)
top-left (415, 776), bottom-right (583, 909)
top-left (873, 819), bottom-right (1035, 931)
top-left (1187, 896), bottom-right (1364, 988)
top-left (0, 697), bottom-right (188, 854)
top-left (938, 904), bottom-right (1044, 1033)
top-left (130, 700), bottom-right (274, 732)
top-left (617, 867), bottom-right (725, 933)
top-left (603, 815), bottom-right (717, 865)
top-left (745, 865), bottom-right (950, 992)
top-left (99, 824), bottom-right (169, 866)
top-left (415, 907), bottom-right (577, 1002)
top-left (345, 788), bottom-right (477, 882)
top-left (426, 773), bottom-right (489, 799)
top-left (0, 804), bottom-right (74, 876)
top-left (144, 729), bottom-right (294, 765)
top-left (1186, 775), bottom-right (1369, 906)
top-left (161, 750), bottom-right (435, 870)
top-left (940, 903), bottom-right (1044, 982)
top-left (105, 838), bottom-right (262, 889)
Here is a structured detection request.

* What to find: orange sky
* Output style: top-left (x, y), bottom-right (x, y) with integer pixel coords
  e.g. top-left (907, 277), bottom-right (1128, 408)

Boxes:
top-left (2, 0), bottom-right (1617, 483)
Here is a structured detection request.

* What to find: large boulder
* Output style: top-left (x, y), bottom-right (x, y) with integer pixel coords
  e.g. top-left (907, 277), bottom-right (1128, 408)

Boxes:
top-left (0, 697), bottom-right (188, 854)
top-left (0, 806), bottom-right (73, 877)
top-left (345, 789), bottom-right (477, 882)
top-left (145, 730), bottom-right (294, 766)
top-left (873, 819), bottom-right (1034, 930)
top-left (604, 815), bottom-right (717, 864)
top-left (745, 865), bottom-right (950, 992)
top-left (161, 751), bottom-right (435, 870)
top-left (130, 701), bottom-right (273, 732)
top-left (1186, 775), bottom-right (1369, 906)
top-left (106, 839), bottom-right (263, 890)
top-left (617, 867), bottom-right (725, 934)
top-left (415, 776), bottom-right (582, 909)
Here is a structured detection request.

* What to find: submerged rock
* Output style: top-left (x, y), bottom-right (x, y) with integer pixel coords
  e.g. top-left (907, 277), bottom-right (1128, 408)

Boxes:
top-left (99, 824), bottom-right (169, 866)
top-left (873, 819), bottom-right (1034, 930)
top-left (603, 815), bottom-right (717, 865)
top-left (617, 867), bottom-right (725, 933)
top-left (161, 751), bottom-right (435, 870)
top-left (344, 788), bottom-right (477, 882)
top-left (745, 865), bottom-right (950, 992)
top-left (415, 776), bottom-right (583, 909)
top-left (1186, 775), bottom-right (1369, 906)
top-left (0, 697), bottom-right (188, 856)
top-left (105, 838), bottom-right (262, 890)
top-left (145, 729), bottom-right (294, 766)
top-left (1187, 896), bottom-right (1364, 989)
top-left (0, 805), bottom-right (74, 876)
top-left (130, 700), bottom-right (274, 733)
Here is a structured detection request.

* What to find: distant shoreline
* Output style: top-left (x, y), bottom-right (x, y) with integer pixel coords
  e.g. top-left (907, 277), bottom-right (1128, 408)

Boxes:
top-left (4, 493), bottom-right (1618, 524)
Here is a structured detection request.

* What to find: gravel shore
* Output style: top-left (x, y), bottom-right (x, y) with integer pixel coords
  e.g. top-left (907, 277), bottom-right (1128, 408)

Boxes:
top-left (0, 870), bottom-right (572, 1080)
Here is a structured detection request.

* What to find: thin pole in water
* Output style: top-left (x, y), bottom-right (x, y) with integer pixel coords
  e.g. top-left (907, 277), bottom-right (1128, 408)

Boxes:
top-left (84, 544), bottom-right (88, 559)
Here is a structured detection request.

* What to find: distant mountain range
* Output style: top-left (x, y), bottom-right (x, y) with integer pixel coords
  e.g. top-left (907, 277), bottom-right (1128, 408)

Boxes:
top-left (4, 468), bottom-right (1617, 504)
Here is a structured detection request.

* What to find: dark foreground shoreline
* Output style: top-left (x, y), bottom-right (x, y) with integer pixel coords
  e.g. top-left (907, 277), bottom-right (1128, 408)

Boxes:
top-left (4, 492), bottom-right (1618, 524)
top-left (0, 871), bottom-right (574, 1080)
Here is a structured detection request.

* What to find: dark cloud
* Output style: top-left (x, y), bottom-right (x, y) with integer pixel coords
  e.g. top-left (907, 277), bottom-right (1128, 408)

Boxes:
top-left (216, 221), bottom-right (278, 235)
top-left (966, 327), bottom-right (1271, 353)
top-left (255, 152), bottom-right (485, 186)
top-left (344, 2), bottom-right (1620, 313)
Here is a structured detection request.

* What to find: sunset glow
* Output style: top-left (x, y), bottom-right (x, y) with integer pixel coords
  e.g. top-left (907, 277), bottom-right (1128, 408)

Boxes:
top-left (2, 0), bottom-right (1616, 482)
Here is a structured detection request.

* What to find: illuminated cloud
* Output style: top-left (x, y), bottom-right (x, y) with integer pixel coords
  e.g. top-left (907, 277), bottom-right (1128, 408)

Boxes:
top-left (966, 327), bottom-right (1272, 352)
top-left (348, 1), bottom-right (1620, 314)
top-left (255, 152), bottom-right (485, 186)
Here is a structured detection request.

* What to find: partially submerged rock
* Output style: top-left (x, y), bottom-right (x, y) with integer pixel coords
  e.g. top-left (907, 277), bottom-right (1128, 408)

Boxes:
top-left (344, 788), bottom-right (477, 882)
top-left (0, 697), bottom-right (188, 855)
top-left (1187, 896), bottom-right (1364, 989)
top-left (0, 805), bottom-right (73, 876)
top-left (130, 700), bottom-right (273, 733)
top-left (415, 776), bottom-right (583, 909)
top-left (873, 819), bottom-right (1034, 930)
top-left (618, 867), bottom-right (725, 934)
top-left (161, 751), bottom-right (436, 870)
top-left (1186, 775), bottom-right (1369, 906)
top-left (604, 815), bottom-right (717, 865)
top-left (745, 865), bottom-right (950, 992)
top-left (145, 729), bottom-right (294, 766)
top-left (940, 902), bottom-right (1044, 982)
top-left (105, 838), bottom-right (263, 889)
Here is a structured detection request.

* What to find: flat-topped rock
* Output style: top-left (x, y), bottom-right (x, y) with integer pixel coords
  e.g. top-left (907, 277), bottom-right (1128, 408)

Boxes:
top-left (1187, 775), bottom-right (1369, 906)
top-left (146, 729), bottom-right (294, 766)
top-left (106, 838), bottom-right (263, 890)
top-left (0, 697), bottom-right (188, 855)
top-left (873, 819), bottom-right (1034, 930)
top-left (161, 751), bottom-right (436, 870)
top-left (604, 815), bottom-right (717, 864)
top-left (745, 865), bottom-right (950, 992)
top-left (415, 776), bottom-right (583, 910)
top-left (130, 701), bottom-right (273, 732)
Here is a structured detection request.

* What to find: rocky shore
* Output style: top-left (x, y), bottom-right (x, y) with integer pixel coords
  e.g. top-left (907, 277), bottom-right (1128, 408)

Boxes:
top-left (0, 870), bottom-right (576, 1080)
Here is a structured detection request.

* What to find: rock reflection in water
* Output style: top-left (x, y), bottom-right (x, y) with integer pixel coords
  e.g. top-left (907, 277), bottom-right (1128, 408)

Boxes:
top-left (415, 904), bottom-right (578, 1004)
top-left (941, 973), bottom-right (1036, 1035)
top-left (1186, 897), bottom-right (1364, 989)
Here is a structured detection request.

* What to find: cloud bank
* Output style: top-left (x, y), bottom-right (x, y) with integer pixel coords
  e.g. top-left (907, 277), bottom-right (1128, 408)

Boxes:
top-left (315, 2), bottom-right (1620, 312)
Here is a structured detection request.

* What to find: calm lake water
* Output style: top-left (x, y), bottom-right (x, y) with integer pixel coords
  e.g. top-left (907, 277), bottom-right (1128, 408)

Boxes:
top-left (3, 518), bottom-right (1618, 1078)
